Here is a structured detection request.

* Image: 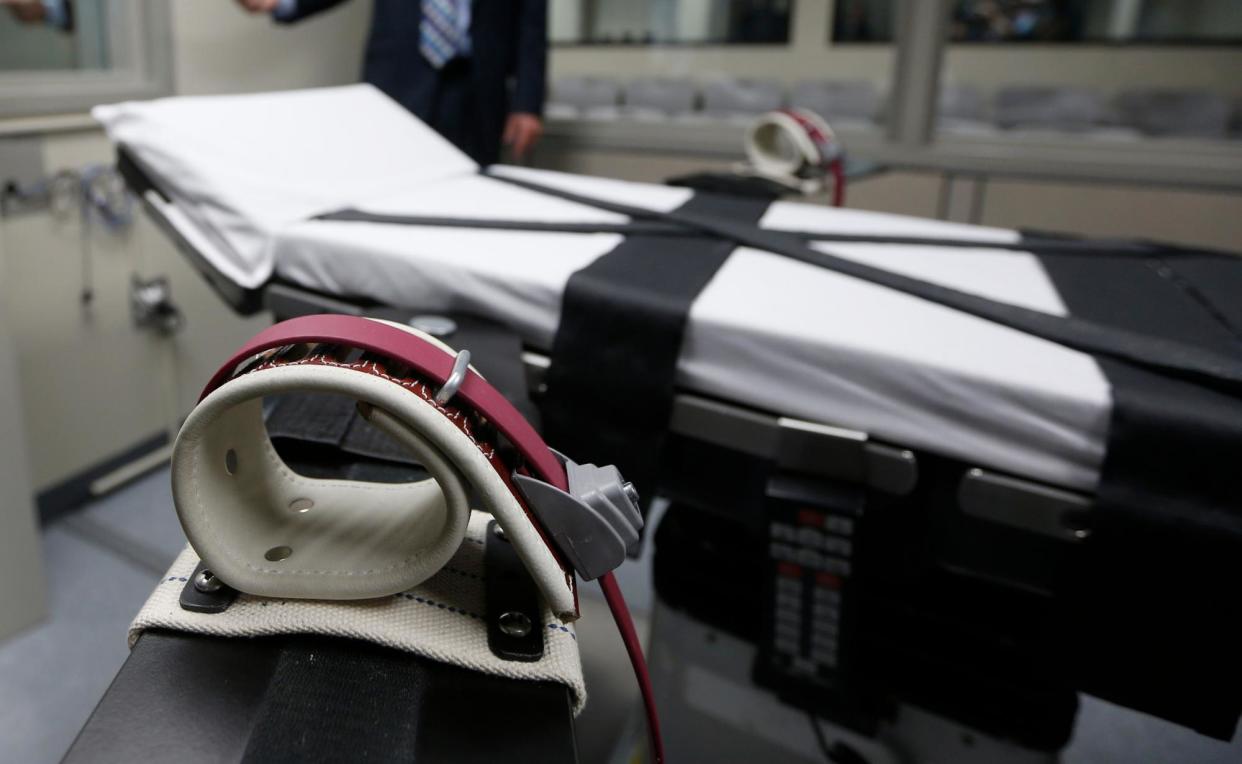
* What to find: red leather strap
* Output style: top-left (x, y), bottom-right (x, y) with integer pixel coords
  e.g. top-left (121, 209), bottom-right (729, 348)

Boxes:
top-left (200, 314), bottom-right (665, 763)
top-left (780, 108), bottom-right (846, 207)
top-left (200, 314), bottom-right (566, 490)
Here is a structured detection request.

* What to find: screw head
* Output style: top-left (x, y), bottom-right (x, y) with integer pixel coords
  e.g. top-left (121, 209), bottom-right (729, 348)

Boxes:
top-left (408, 314), bottom-right (458, 338)
top-left (194, 569), bottom-right (223, 594)
top-left (492, 524), bottom-right (508, 541)
top-left (498, 611), bottom-right (532, 638)
top-left (623, 481), bottom-right (640, 507)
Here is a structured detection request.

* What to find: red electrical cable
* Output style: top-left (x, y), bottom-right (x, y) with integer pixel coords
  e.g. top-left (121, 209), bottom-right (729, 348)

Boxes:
top-left (599, 571), bottom-right (665, 764)
top-left (830, 159), bottom-right (846, 208)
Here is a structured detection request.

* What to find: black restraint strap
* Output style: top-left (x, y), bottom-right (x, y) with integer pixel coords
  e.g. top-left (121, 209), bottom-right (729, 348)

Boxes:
top-left (539, 191), bottom-right (772, 498)
top-left (1036, 251), bottom-right (1242, 738)
top-left (241, 639), bottom-right (425, 763)
top-left (239, 316), bottom-right (572, 758)
top-left (318, 207), bottom-right (1221, 258)
top-left (318, 208), bottom-right (691, 237)
top-left (1040, 252), bottom-right (1242, 537)
top-left (484, 170), bottom-right (1242, 394)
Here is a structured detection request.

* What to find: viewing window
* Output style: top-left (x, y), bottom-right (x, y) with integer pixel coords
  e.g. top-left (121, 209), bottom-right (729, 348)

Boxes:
top-left (0, 0), bottom-right (170, 118)
top-left (551, 0), bottom-right (793, 45)
top-left (834, 0), bottom-right (1242, 44)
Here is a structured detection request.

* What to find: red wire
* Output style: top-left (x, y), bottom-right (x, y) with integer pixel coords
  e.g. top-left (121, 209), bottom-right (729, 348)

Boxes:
top-left (598, 571), bottom-right (665, 764)
top-left (830, 159), bottom-right (846, 208)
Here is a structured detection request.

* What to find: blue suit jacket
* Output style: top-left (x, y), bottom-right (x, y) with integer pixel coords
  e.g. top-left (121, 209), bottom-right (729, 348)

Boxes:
top-left (279, 0), bottom-right (547, 158)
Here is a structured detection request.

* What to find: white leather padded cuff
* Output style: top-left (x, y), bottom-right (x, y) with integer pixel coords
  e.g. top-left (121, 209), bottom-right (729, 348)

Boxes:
top-left (171, 319), bottom-right (577, 619)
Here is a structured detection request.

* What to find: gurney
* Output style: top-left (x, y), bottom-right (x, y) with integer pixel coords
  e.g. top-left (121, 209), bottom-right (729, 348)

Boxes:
top-left (95, 85), bottom-right (1242, 759)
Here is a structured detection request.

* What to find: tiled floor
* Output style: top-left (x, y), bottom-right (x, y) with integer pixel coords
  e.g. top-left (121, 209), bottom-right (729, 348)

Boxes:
top-left (0, 470), bottom-right (1238, 763)
top-left (0, 470), bottom-right (182, 764)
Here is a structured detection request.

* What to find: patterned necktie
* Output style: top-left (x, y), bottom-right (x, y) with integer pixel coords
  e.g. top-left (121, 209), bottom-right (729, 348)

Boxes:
top-left (420, 0), bottom-right (464, 69)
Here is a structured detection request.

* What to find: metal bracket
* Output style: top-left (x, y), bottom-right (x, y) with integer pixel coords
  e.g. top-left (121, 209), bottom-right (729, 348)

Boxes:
top-left (522, 351), bottom-right (919, 494)
top-left (130, 274), bottom-right (184, 334)
top-left (408, 314), bottom-right (458, 338)
top-left (958, 468), bottom-right (1093, 543)
top-left (179, 562), bottom-right (239, 614)
top-left (485, 520), bottom-right (545, 662)
top-left (668, 393), bottom-right (919, 495)
top-left (512, 451), bottom-right (644, 581)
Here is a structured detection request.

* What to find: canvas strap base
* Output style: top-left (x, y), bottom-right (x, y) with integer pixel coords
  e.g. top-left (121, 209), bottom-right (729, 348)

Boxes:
top-left (130, 510), bottom-right (586, 714)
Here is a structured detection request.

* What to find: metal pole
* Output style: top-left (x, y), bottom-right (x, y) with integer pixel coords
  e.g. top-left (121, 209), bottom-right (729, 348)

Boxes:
top-left (887, 0), bottom-right (952, 148)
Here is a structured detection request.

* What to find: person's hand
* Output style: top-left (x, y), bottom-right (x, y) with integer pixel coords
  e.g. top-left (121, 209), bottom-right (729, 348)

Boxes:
top-left (503, 113), bottom-right (544, 161)
top-left (2, 0), bottom-right (47, 24)
top-left (235, 0), bottom-right (282, 13)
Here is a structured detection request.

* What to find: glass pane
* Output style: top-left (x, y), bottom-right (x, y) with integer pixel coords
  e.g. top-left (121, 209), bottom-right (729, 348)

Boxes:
top-left (933, 1), bottom-right (1242, 141)
top-left (948, 0), bottom-right (1242, 44)
top-left (833, 1), bottom-right (1242, 45)
top-left (1131, 0), bottom-right (1242, 43)
top-left (551, 0), bottom-right (793, 45)
top-left (831, 0), bottom-right (897, 43)
top-left (0, 0), bottom-right (111, 72)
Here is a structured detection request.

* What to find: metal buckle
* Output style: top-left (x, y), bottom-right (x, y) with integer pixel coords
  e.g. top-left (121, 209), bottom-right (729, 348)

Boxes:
top-left (434, 349), bottom-right (472, 405)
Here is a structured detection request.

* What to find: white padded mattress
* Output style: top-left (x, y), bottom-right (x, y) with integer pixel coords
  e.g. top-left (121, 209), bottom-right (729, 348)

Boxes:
top-left (96, 85), bottom-right (1111, 492)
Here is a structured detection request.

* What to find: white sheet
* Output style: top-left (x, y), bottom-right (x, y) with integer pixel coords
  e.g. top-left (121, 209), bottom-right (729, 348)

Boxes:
top-left (97, 86), bottom-right (1112, 492)
top-left (94, 85), bottom-right (477, 288)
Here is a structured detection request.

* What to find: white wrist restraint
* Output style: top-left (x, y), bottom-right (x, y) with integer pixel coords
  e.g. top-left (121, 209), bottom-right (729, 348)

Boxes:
top-left (171, 314), bottom-right (664, 762)
top-left (743, 107), bottom-right (846, 202)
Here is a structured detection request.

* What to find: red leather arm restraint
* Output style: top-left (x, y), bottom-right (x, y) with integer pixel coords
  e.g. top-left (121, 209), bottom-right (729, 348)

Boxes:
top-left (200, 314), bottom-right (664, 763)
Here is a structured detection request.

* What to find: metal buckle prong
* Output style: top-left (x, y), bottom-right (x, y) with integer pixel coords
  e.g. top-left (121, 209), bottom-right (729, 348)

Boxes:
top-left (434, 349), bottom-right (472, 405)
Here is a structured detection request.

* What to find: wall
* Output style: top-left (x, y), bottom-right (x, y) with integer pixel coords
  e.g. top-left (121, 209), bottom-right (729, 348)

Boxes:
top-left (172, 0), bottom-right (369, 95)
top-left (978, 178), bottom-right (1242, 249)
top-left (940, 45), bottom-right (1240, 98)
top-left (0, 1), bottom-right (370, 495)
top-left (0, 247), bottom-right (47, 641)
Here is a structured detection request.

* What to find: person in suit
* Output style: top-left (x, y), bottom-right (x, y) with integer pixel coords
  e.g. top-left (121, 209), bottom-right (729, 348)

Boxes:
top-left (237, 0), bottom-right (547, 165)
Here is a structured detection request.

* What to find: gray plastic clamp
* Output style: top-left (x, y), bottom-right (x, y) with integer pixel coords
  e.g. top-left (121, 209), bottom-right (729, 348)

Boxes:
top-left (512, 450), bottom-right (644, 581)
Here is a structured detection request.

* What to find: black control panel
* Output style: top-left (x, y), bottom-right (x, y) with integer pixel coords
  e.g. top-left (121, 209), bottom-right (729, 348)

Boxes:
top-left (754, 474), bottom-right (871, 729)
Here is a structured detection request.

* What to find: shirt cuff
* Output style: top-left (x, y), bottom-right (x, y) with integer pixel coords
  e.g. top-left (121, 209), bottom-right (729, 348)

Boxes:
top-left (272, 0), bottom-right (298, 21)
top-left (42, 0), bottom-right (68, 29)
